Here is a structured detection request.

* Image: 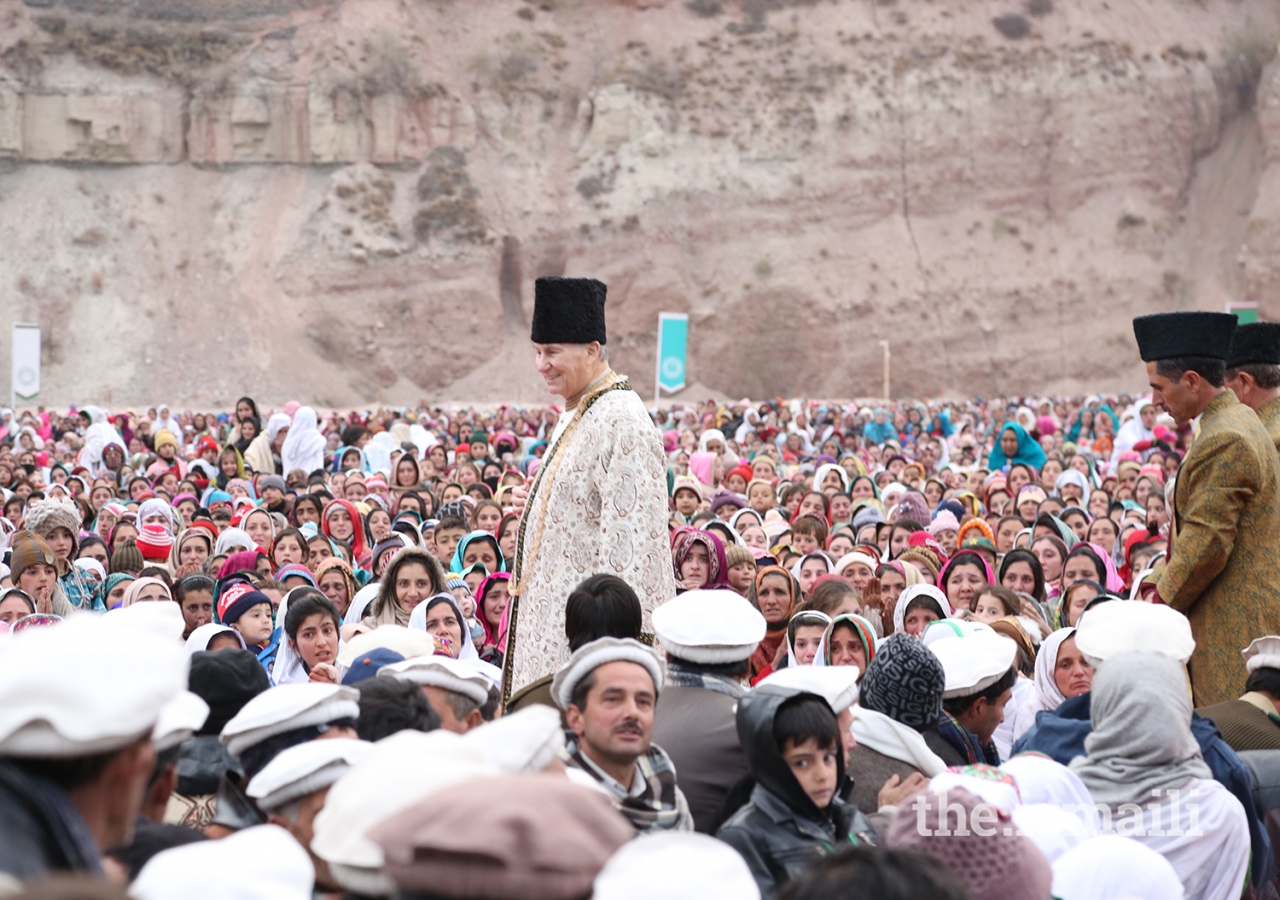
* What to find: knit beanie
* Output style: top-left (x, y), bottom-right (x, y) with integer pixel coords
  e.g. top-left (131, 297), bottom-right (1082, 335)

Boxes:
top-left (110, 539), bottom-right (145, 576)
top-left (898, 547), bottom-right (942, 581)
top-left (888, 788), bottom-right (1052, 899)
top-left (189, 649), bottom-right (272, 736)
top-left (137, 523), bottom-right (175, 561)
top-left (217, 583), bottom-right (272, 625)
top-left (9, 531), bottom-right (57, 583)
top-left (23, 498), bottom-right (81, 548)
top-left (724, 544), bottom-right (756, 569)
top-left (154, 429), bottom-right (178, 450)
top-left (274, 563), bottom-right (317, 587)
top-left (893, 491), bottom-right (930, 525)
top-left (859, 633), bottom-right (945, 731)
top-left (102, 572), bottom-right (136, 600)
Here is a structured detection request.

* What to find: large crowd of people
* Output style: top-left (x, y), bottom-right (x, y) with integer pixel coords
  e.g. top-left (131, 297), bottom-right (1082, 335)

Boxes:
top-left (1, 310), bottom-right (1280, 900)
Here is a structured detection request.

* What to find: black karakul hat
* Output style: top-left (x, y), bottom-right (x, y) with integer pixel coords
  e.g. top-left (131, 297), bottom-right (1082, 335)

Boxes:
top-left (1132, 311), bottom-right (1237, 362)
top-left (1227, 322), bottom-right (1280, 369)
top-left (531, 277), bottom-right (607, 345)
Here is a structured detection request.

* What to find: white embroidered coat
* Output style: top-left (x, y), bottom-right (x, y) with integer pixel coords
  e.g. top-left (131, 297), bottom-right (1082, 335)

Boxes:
top-left (504, 375), bottom-right (676, 699)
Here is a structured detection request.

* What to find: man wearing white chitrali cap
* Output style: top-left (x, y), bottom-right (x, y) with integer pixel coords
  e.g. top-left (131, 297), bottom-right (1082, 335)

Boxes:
top-left (651, 589), bottom-right (765, 833)
top-left (247, 738), bottom-right (371, 894)
top-left (931, 632), bottom-right (1018, 765)
top-left (131, 824), bottom-right (313, 900)
top-left (0, 615), bottom-right (187, 879)
top-left (378, 655), bottom-right (492, 734)
top-left (553, 636), bottom-right (693, 833)
top-left (211, 683), bottom-right (360, 836)
top-left (504, 277), bottom-right (677, 706)
top-left (1197, 635), bottom-right (1280, 753)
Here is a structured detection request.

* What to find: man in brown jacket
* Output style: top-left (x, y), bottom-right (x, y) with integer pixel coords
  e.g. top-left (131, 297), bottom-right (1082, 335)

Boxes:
top-left (1135, 311), bottom-right (1280, 706)
top-left (1226, 321), bottom-right (1280, 455)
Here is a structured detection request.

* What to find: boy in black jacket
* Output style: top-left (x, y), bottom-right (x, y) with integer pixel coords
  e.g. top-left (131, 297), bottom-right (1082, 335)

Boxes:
top-left (717, 686), bottom-right (875, 899)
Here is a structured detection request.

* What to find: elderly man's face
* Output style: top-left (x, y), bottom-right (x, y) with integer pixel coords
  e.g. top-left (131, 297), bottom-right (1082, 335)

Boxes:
top-left (534, 342), bottom-right (605, 400)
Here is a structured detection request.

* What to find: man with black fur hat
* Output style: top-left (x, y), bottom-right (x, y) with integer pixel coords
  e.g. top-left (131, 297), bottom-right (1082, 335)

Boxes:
top-left (1226, 321), bottom-right (1280, 454)
top-left (1134, 311), bottom-right (1280, 705)
top-left (503, 277), bottom-right (676, 707)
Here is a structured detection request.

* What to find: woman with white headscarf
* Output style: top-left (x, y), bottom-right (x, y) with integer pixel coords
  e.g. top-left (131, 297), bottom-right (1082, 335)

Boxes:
top-left (243, 412), bottom-right (291, 475)
top-left (1011, 627), bottom-right (1093, 742)
top-left (280, 406), bottom-right (327, 476)
top-left (1070, 651), bottom-right (1249, 900)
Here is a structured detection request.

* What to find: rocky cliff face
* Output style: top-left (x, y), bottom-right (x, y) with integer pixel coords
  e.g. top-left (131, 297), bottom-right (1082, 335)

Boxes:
top-left (0, 0), bottom-right (1276, 406)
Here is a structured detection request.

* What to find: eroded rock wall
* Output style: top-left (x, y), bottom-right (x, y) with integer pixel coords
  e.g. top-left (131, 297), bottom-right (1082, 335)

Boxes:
top-left (0, 0), bottom-right (1275, 406)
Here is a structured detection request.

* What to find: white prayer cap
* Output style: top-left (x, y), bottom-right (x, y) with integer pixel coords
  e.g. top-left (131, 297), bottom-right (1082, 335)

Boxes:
top-left (921, 618), bottom-right (994, 648)
top-left (652, 589), bottom-right (766, 664)
top-left (379, 655), bottom-right (491, 706)
top-left (0, 614), bottom-right (187, 758)
top-left (756, 666), bottom-right (860, 713)
top-left (1011, 803), bottom-right (1092, 864)
top-left (102, 599), bottom-right (186, 643)
top-left (311, 729), bottom-right (494, 897)
top-left (1243, 636), bottom-right (1280, 673)
top-left (464, 705), bottom-right (564, 773)
top-left (1051, 835), bottom-right (1184, 900)
top-left (152, 691), bottom-right (210, 753)
top-left (247, 737), bottom-right (372, 812)
top-left (593, 832), bottom-right (761, 900)
top-left (551, 637), bottom-right (664, 711)
top-left (337, 624), bottom-right (438, 668)
top-left (1073, 601), bottom-right (1194, 665)
top-left (833, 552), bottom-right (879, 577)
top-left (73, 557), bottom-right (105, 581)
top-left (131, 824), bottom-right (313, 900)
top-left (220, 683), bottom-right (360, 758)
top-left (930, 631), bottom-right (1017, 699)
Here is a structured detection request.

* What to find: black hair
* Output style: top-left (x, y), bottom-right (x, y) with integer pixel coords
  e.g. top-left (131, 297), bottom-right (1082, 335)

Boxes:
top-left (283, 590), bottom-right (341, 642)
top-left (9, 749), bottom-right (122, 791)
top-left (891, 518), bottom-right (923, 535)
top-left (175, 574), bottom-right (215, 604)
top-left (77, 535), bottom-right (108, 559)
top-left (563, 574), bottom-right (643, 652)
top-left (997, 551), bottom-right (1045, 605)
top-left (435, 514), bottom-right (469, 534)
top-left (1156, 356), bottom-right (1226, 388)
top-left (777, 845), bottom-right (969, 900)
top-left (943, 551), bottom-right (988, 585)
top-left (480, 684), bottom-right (501, 723)
top-left (340, 425), bottom-right (370, 447)
top-left (356, 677), bottom-right (441, 741)
top-left (1064, 544), bottom-right (1106, 583)
top-left (1, 589), bottom-right (36, 614)
top-left (1228, 362), bottom-right (1280, 390)
top-left (138, 567), bottom-right (174, 592)
top-left (942, 665), bottom-right (1017, 718)
top-left (238, 720), bottom-right (358, 780)
top-left (903, 594), bottom-right (946, 624)
top-left (1245, 667), bottom-right (1280, 698)
top-left (773, 694), bottom-right (839, 753)
top-left (104, 822), bottom-right (207, 882)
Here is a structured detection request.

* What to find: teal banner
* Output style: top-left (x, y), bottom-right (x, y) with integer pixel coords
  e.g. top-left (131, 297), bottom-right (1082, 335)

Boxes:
top-left (656, 313), bottom-right (688, 395)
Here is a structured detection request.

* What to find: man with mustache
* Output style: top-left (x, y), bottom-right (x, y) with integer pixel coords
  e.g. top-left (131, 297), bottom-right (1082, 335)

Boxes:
top-left (552, 637), bottom-right (692, 833)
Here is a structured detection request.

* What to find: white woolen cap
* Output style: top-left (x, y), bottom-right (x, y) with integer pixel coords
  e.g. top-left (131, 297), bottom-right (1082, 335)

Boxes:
top-left (131, 824), bottom-right (313, 900)
top-left (593, 832), bottom-right (761, 900)
top-left (551, 637), bottom-right (664, 711)
top-left (921, 618), bottom-right (994, 648)
top-left (378, 655), bottom-right (491, 706)
top-left (1243, 636), bottom-right (1280, 673)
top-left (247, 737), bottom-right (372, 812)
top-left (310, 729), bottom-right (495, 897)
top-left (220, 683), bottom-right (361, 758)
top-left (464, 705), bottom-right (565, 773)
top-left (102, 599), bottom-right (186, 644)
top-left (652, 589), bottom-right (767, 664)
top-left (930, 631), bottom-right (1017, 699)
top-left (1073, 601), bottom-right (1195, 665)
top-left (337, 624), bottom-right (439, 668)
top-left (152, 691), bottom-right (210, 753)
top-left (0, 614), bottom-right (187, 757)
top-left (756, 666), bottom-right (860, 713)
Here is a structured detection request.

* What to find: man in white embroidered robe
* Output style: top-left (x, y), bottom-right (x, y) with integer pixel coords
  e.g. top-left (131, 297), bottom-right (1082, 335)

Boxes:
top-left (503, 277), bottom-right (676, 706)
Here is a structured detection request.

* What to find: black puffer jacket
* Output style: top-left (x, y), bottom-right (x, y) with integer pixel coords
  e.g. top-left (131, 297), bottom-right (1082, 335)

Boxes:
top-left (716, 686), bottom-right (875, 899)
top-left (0, 759), bottom-right (102, 880)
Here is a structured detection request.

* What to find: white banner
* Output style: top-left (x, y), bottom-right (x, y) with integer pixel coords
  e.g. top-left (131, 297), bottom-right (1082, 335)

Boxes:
top-left (12, 323), bottom-right (40, 403)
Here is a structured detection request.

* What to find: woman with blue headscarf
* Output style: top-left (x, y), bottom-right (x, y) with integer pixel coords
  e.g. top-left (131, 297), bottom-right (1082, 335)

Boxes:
top-left (986, 422), bottom-right (1047, 471)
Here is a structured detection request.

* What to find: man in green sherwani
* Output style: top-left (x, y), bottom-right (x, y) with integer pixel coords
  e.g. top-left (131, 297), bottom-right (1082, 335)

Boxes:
top-left (1135, 311), bottom-right (1280, 706)
top-left (1226, 321), bottom-right (1280, 455)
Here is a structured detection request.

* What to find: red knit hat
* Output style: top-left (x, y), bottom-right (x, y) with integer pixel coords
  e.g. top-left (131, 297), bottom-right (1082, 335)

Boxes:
top-left (136, 523), bottom-right (174, 561)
